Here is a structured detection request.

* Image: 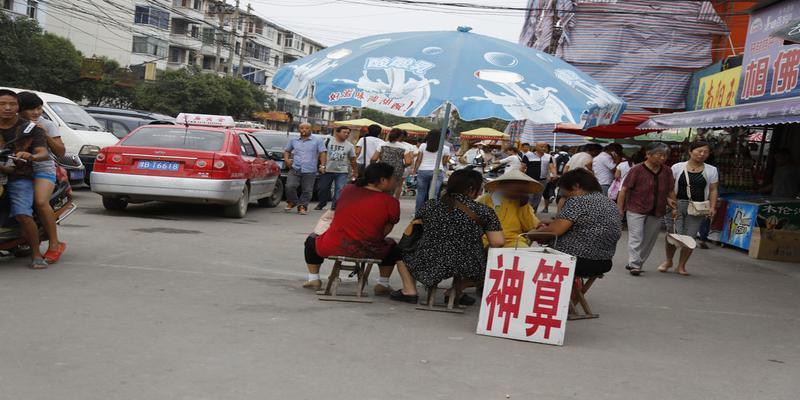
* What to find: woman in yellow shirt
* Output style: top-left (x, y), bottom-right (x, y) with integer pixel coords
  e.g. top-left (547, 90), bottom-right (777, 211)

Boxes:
top-left (478, 169), bottom-right (544, 248)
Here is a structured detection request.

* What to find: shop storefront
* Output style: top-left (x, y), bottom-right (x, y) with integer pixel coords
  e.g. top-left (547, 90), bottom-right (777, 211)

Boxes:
top-left (638, 0), bottom-right (800, 262)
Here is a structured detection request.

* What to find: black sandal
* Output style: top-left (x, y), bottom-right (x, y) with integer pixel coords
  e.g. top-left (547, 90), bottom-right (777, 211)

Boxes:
top-left (390, 289), bottom-right (419, 304)
top-left (444, 293), bottom-right (476, 306)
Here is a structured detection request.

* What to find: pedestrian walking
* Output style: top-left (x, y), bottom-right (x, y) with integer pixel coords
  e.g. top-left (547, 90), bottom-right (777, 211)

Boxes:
top-left (564, 143), bottom-right (601, 173)
top-left (315, 126), bottom-right (357, 210)
top-left (412, 129), bottom-right (450, 212)
top-left (658, 142), bottom-right (719, 276)
top-left (617, 142), bottom-right (676, 276)
top-left (372, 128), bottom-right (413, 198)
top-left (355, 124), bottom-right (384, 176)
top-left (593, 143), bottom-right (622, 195)
top-left (284, 122), bottom-right (327, 215)
top-left (523, 141), bottom-right (556, 212)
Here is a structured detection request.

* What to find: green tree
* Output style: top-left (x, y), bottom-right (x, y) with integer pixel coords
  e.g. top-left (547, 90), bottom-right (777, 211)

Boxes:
top-left (76, 57), bottom-right (136, 107)
top-left (134, 67), bottom-right (267, 118)
top-left (0, 13), bottom-right (83, 98)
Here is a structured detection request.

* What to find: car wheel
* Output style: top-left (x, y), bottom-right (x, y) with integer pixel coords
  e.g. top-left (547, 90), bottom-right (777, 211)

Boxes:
top-left (224, 185), bottom-right (249, 218)
top-left (258, 179), bottom-right (283, 208)
top-left (102, 196), bottom-right (128, 211)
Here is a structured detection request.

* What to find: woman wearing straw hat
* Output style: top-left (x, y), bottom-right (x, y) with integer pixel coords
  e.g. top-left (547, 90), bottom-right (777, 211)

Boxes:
top-left (477, 169), bottom-right (545, 248)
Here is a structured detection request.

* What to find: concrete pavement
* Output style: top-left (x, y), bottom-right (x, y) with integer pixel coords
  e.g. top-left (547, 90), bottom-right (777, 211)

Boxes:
top-left (0, 189), bottom-right (798, 400)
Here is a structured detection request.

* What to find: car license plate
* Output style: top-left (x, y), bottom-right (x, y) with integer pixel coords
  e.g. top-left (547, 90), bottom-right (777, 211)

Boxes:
top-left (137, 160), bottom-right (180, 171)
top-left (69, 170), bottom-right (85, 180)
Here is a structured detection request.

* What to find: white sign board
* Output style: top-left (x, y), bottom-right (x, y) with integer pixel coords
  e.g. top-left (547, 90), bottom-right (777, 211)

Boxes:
top-left (477, 247), bottom-right (576, 346)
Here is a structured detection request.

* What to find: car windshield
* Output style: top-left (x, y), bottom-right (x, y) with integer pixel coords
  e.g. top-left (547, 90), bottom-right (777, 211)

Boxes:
top-left (122, 127), bottom-right (225, 151)
top-left (49, 102), bottom-right (104, 131)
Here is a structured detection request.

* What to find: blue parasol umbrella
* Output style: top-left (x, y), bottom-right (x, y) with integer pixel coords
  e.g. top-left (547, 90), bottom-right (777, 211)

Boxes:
top-left (273, 27), bottom-right (626, 199)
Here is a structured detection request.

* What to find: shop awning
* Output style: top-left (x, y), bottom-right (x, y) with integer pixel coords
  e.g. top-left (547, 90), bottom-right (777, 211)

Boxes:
top-left (555, 113), bottom-right (660, 138)
top-left (638, 96), bottom-right (800, 129)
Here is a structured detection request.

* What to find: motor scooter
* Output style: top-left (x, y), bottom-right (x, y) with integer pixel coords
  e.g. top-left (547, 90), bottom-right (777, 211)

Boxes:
top-left (0, 148), bottom-right (77, 257)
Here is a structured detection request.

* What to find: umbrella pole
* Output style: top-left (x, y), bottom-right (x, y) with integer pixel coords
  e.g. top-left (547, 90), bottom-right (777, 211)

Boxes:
top-left (428, 102), bottom-right (451, 200)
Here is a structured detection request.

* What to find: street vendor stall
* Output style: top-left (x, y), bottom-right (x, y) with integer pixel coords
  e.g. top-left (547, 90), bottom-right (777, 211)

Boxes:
top-left (392, 122), bottom-right (429, 138)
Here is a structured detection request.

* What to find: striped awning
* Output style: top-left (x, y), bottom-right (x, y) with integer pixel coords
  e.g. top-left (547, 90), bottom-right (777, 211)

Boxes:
top-left (638, 96), bottom-right (800, 129)
top-left (507, 120), bottom-right (589, 147)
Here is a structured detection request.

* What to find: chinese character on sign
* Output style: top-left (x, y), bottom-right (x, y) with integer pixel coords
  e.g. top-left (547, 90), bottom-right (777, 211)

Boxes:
top-left (390, 102), bottom-right (404, 111)
top-left (485, 254), bottom-right (524, 334)
top-left (771, 48), bottom-right (800, 95)
top-left (525, 259), bottom-right (569, 339)
top-left (725, 79), bottom-right (736, 106)
top-left (342, 88), bottom-right (354, 99)
top-left (364, 57), bottom-right (391, 69)
top-left (328, 92), bottom-right (340, 102)
top-left (355, 91), bottom-right (365, 100)
top-left (742, 56), bottom-right (770, 100)
top-left (704, 82), bottom-right (716, 109)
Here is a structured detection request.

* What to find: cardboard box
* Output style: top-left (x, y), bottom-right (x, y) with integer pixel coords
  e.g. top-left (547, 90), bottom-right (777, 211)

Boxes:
top-left (749, 228), bottom-right (800, 263)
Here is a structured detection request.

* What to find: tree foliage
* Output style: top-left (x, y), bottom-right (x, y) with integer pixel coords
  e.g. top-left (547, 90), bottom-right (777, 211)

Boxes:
top-left (360, 108), bottom-right (507, 137)
top-left (134, 67), bottom-right (267, 118)
top-left (76, 57), bottom-right (136, 108)
top-left (0, 13), bottom-right (83, 98)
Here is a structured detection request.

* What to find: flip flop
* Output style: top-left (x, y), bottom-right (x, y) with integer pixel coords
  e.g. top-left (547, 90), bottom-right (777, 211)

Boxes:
top-left (29, 258), bottom-right (48, 269)
top-left (43, 242), bottom-right (67, 264)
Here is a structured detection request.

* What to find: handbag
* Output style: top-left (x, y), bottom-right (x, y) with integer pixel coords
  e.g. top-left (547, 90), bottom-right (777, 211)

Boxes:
top-left (684, 167), bottom-right (711, 216)
top-left (608, 179), bottom-right (622, 201)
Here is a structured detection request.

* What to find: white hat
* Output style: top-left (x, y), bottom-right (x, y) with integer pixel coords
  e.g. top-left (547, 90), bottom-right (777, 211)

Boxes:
top-left (667, 233), bottom-right (697, 249)
top-left (485, 169), bottom-right (544, 193)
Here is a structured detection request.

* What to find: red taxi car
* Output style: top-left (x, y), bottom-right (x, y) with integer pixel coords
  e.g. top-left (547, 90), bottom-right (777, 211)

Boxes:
top-left (91, 114), bottom-right (283, 218)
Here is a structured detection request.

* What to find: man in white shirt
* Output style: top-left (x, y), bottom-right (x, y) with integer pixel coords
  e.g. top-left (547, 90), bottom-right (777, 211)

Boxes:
top-left (496, 146), bottom-right (526, 172)
top-left (460, 142), bottom-right (486, 166)
top-left (593, 143), bottom-right (622, 195)
top-left (564, 143), bottom-right (602, 173)
top-left (355, 124), bottom-right (385, 173)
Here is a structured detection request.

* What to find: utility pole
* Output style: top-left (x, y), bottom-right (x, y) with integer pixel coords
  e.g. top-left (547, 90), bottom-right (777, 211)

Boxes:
top-left (215, 10), bottom-right (224, 74)
top-left (226, 0), bottom-right (240, 76)
top-left (237, 3), bottom-right (252, 78)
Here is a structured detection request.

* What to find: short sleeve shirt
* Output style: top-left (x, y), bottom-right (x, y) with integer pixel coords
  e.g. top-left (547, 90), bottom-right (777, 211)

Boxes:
top-left (566, 152), bottom-right (593, 171)
top-left (0, 118), bottom-right (47, 178)
top-left (285, 136), bottom-right (326, 173)
top-left (325, 138), bottom-right (355, 173)
top-left (356, 136), bottom-right (385, 166)
top-left (593, 152), bottom-right (617, 185)
top-left (623, 163), bottom-right (675, 217)
top-left (555, 192), bottom-right (621, 260)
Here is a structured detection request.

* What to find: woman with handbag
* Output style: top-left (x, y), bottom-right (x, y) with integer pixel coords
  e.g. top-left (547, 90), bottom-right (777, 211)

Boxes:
top-left (658, 142), bottom-right (719, 276)
top-left (390, 169), bottom-right (505, 304)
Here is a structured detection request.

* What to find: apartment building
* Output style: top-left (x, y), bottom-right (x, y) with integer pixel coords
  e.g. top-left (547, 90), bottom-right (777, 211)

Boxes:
top-left (1, 0), bottom-right (334, 125)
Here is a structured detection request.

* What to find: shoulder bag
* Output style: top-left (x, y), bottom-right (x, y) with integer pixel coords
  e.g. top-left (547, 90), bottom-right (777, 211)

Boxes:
top-left (684, 166), bottom-right (711, 216)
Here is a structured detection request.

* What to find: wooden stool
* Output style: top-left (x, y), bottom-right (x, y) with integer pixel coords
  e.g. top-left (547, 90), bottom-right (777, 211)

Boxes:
top-left (569, 274), bottom-right (602, 320)
top-left (416, 279), bottom-right (465, 314)
top-left (317, 256), bottom-right (381, 303)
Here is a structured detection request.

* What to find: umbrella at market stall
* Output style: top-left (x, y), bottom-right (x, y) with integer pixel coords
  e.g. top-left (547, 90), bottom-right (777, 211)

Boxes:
top-left (333, 118), bottom-right (390, 130)
top-left (392, 122), bottom-right (430, 137)
top-left (460, 127), bottom-right (510, 141)
top-left (273, 27), bottom-right (626, 200)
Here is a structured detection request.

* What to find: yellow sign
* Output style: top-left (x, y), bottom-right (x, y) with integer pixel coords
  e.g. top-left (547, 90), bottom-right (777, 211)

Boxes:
top-left (695, 66), bottom-right (742, 110)
top-left (144, 62), bottom-right (157, 81)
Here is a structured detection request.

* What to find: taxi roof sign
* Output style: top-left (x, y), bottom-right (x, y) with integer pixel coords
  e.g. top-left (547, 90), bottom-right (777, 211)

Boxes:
top-left (176, 113), bottom-right (235, 128)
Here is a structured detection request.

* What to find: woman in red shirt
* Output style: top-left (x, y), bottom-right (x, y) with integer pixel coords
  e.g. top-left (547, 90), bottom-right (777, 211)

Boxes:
top-left (302, 163), bottom-right (401, 294)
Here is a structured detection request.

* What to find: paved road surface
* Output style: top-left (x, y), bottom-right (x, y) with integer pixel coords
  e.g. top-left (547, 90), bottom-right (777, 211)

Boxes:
top-left (0, 189), bottom-right (798, 399)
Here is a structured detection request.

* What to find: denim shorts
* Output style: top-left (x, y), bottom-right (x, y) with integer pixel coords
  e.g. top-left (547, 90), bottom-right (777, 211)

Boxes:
top-left (7, 178), bottom-right (35, 217)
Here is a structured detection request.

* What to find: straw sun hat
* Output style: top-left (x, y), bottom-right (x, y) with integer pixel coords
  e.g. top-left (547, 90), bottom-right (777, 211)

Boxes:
top-left (485, 169), bottom-right (544, 194)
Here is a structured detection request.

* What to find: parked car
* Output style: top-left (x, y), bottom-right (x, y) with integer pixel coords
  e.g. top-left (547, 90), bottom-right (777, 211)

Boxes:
top-left (1, 87), bottom-right (120, 185)
top-left (83, 107), bottom-right (175, 123)
top-left (90, 114), bottom-right (283, 218)
top-left (249, 130), bottom-right (329, 200)
top-left (89, 112), bottom-right (175, 139)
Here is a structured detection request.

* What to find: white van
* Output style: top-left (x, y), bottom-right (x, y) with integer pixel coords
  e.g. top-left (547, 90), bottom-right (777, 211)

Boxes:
top-left (2, 87), bottom-right (120, 183)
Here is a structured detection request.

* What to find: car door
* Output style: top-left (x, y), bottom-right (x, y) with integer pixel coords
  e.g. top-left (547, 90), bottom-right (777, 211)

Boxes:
top-left (237, 133), bottom-right (267, 198)
top-left (247, 134), bottom-right (280, 198)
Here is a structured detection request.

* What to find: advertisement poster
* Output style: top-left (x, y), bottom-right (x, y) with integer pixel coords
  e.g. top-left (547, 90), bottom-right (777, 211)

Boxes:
top-left (477, 248), bottom-right (576, 346)
top-left (740, 0), bottom-right (800, 103)
top-left (722, 201), bottom-right (758, 250)
top-left (695, 67), bottom-right (742, 109)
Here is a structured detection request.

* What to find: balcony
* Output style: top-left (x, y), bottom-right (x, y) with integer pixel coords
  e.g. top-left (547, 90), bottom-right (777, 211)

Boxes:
top-left (172, 4), bottom-right (204, 22)
top-left (283, 46), bottom-right (305, 59)
top-left (170, 32), bottom-right (202, 50)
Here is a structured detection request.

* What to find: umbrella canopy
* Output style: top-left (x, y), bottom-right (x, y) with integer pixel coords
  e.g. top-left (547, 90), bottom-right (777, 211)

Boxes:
top-left (392, 122), bottom-right (430, 133)
top-left (555, 113), bottom-right (660, 138)
top-left (273, 27), bottom-right (625, 128)
top-left (333, 118), bottom-right (389, 130)
top-left (460, 127), bottom-right (510, 140)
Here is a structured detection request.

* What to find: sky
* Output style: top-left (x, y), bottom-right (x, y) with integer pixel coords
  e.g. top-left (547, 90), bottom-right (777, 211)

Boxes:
top-left (249, 0), bottom-right (529, 47)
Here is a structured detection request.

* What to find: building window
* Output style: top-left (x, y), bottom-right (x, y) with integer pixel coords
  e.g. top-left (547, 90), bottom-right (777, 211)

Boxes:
top-left (235, 41), bottom-right (240, 55)
top-left (273, 55), bottom-right (279, 66)
top-left (172, 0), bottom-right (189, 7)
top-left (284, 33), bottom-right (292, 48)
top-left (169, 47), bottom-right (184, 63)
top-left (26, 0), bottom-right (37, 18)
top-left (188, 50), bottom-right (197, 65)
top-left (171, 19), bottom-right (188, 35)
top-left (201, 27), bottom-right (215, 45)
top-left (300, 42), bottom-right (305, 52)
top-left (132, 36), bottom-right (168, 57)
top-left (135, 6), bottom-right (170, 30)
top-left (277, 33), bottom-right (282, 44)
top-left (202, 55), bottom-right (215, 70)
top-left (2, 0), bottom-right (13, 11)
top-left (190, 25), bottom-right (199, 38)
top-left (265, 27), bottom-right (274, 40)
top-left (193, 0), bottom-right (202, 10)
